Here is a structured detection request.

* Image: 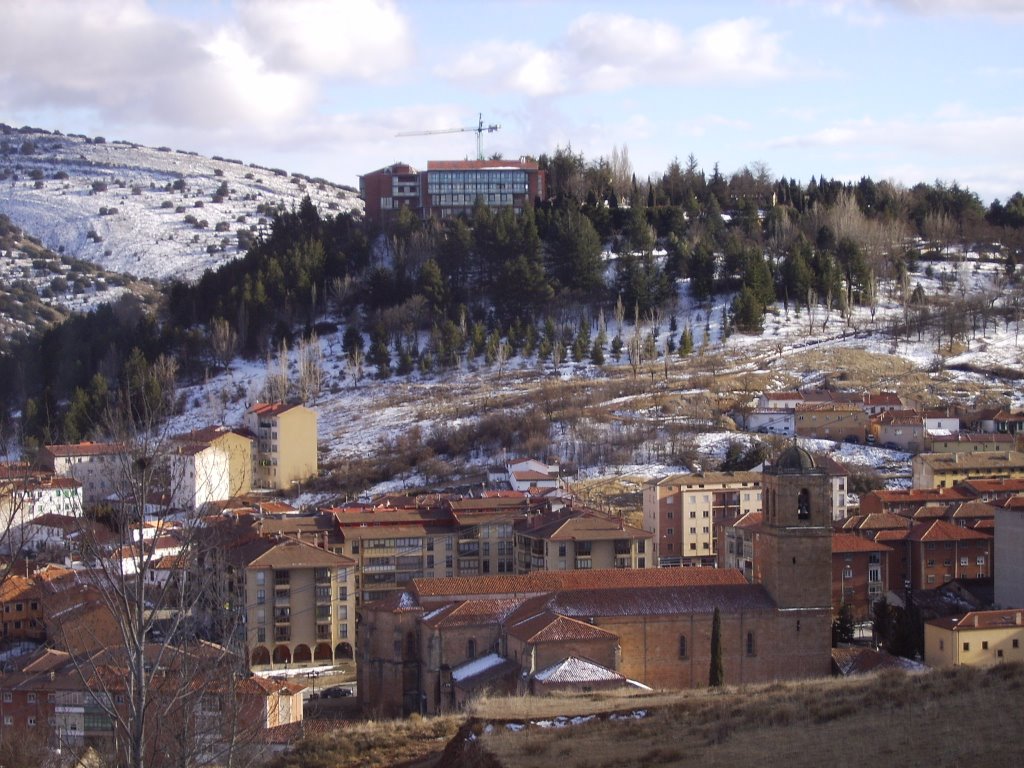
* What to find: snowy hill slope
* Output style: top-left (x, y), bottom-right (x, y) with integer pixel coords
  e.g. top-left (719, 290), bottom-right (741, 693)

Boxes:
top-left (0, 126), bottom-right (363, 282)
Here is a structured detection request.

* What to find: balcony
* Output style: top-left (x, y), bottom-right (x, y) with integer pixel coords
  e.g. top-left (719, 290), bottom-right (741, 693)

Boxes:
top-left (274, 592), bottom-right (290, 606)
top-left (274, 609), bottom-right (290, 624)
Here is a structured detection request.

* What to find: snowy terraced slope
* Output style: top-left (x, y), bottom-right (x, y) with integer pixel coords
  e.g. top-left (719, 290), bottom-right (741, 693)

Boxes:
top-left (0, 128), bottom-right (363, 282)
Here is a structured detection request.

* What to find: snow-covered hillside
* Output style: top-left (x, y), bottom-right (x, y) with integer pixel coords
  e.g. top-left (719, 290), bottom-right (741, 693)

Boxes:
top-left (0, 126), bottom-right (363, 282)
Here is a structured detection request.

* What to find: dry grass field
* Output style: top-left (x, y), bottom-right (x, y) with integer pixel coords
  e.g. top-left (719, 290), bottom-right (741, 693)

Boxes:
top-left (266, 664), bottom-right (1024, 768)
top-left (471, 663), bottom-right (1024, 768)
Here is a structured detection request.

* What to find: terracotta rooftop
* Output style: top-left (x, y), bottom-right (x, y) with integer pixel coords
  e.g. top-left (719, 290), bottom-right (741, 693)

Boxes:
top-left (832, 532), bottom-right (892, 554)
top-left (247, 402), bottom-right (301, 417)
top-left (517, 509), bottom-right (652, 541)
top-left (927, 609), bottom-right (1023, 631)
top-left (421, 598), bottom-right (525, 630)
top-left (42, 441), bottom-right (126, 458)
top-left (412, 567), bottom-right (747, 600)
top-left (874, 530), bottom-right (910, 543)
top-left (865, 488), bottom-right (973, 503)
top-left (907, 519), bottom-right (991, 543)
top-left (506, 611), bottom-right (619, 644)
top-left (247, 538), bottom-right (355, 568)
top-left (546, 583), bottom-right (777, 618)
top-left (842, 512), bottom-right (911, 531)
top-left (958, 477), bottom-right (1024, 493)
top-left (950, 501), bottom-right (995, 519)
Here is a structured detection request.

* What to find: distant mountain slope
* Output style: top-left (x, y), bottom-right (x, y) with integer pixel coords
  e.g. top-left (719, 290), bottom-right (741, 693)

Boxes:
top-left (0, 126), bottom-right (363, 282)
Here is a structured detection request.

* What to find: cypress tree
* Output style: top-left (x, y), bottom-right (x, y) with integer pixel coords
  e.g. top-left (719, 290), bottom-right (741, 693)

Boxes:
top-left (709, 606), bottom-right (724, 687)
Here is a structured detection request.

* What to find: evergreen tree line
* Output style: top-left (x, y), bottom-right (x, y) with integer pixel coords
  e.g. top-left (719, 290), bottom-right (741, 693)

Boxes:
top-left (5, 149), bottom-right (1024, 446)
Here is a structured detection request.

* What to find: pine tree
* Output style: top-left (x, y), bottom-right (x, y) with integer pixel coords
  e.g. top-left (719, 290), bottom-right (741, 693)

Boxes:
top-left (678, 325), bottom-right (693, 357)
top-left (709, 607), bottom-right (724, 687)
top-left (832, 603), bottom-right (856, 646)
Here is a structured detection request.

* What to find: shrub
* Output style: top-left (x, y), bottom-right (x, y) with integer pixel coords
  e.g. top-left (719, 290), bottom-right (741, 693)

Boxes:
top-left (91, 180), bottom-right (108, 193)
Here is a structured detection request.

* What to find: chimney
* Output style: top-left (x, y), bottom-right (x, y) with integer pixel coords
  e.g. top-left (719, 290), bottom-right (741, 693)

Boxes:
top-left (321, 531), bottom-right (328, 550)
top-left (1016, 611), bottom-right (1022, 626)
top-left (974, 613), bottom-right (980, 627)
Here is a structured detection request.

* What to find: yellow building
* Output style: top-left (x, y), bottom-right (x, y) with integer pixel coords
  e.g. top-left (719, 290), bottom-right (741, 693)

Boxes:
top-left (912, 450), bottom-right (1024, 489)
top-left (244, 403), bottom-right (317, 491)
top-left (925, 610), bottom-right (1024, 668)
top-left (244, 538), bottom-right (356, 669)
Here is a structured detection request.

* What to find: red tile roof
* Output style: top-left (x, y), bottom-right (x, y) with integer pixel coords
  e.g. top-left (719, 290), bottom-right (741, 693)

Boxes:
top-left (547, 583), bottom-right (777, 618)
top-left (506, 611), bottom-right (618, 644)
top-left (413, 567), bottom-right (747, 600)
top-left (907, 519), bottom-right (991, 542)
top-left (42, 441), bottom-right (126, 458)
top-left (247, 402), bottom-right (300, 417)
top-left (832, 533), bottom-right (891, 554)
top-left (874, 530), bottom-right (909, 543)
top-left (927, 610), bottom-right (1023, 631)
top-left (421, 598), bottom-right (524, 629)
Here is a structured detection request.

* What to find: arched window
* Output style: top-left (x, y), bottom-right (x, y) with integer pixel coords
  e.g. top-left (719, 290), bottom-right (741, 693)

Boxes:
top-left (797, 488), bottom-right (810, 520)
top-left (678, 635), bottom-right (687, 659)
top-left (746, 631), bottom-right (756, 657)
top-left (467, 638), bottom-right (477, 659)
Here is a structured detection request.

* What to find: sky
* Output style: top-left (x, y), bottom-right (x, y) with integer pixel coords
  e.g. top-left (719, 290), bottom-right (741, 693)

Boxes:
top-left (1, 0), bottom-right (1022, 203)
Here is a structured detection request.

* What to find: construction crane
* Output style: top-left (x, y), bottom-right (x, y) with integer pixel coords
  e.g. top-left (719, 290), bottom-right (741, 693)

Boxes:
top-left (396, 113), bottom-right (500, 161)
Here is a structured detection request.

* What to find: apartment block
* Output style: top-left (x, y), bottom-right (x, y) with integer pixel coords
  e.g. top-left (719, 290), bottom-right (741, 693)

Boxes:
top-left (912, 450), bottom-right (1024, 489)
top-left (243, 403), bottom-right (317, 491)
top-left (39, 442), bottom-right (126, 508)
top-left (244, 538), bottom-right (356, 669)
top-left (514, 508), bottom-right (652, 572)
top-left (642, 472), bottom-right (762, 566)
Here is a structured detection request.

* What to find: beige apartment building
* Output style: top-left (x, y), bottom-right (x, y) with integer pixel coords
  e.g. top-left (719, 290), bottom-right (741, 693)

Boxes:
top-left (643, 472), bottom-right (762, 566)
top-left (912, 450), bottom-right (1024, 489)
top-left (244, 538), bottom-right (356, 669)
top-left (794, 402), bottom-right (869, 443)
top-left (243, 403), bottom-right (317, 491)
top-left (514, 508), bottom-right (652, 572)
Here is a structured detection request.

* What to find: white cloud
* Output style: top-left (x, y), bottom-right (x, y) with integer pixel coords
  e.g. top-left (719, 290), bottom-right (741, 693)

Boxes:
top-left (237, 0), bottom-right (412, 78)
top-left (0, 0), bottom-right (412, 138)
top-left (445, 42), bottom-right (567, 97)
top-left (880, 0), bottom-right (1024, 17)
top-left (440, 13), bottom-right (787, 96)
top-left (677, 114), bottom-right (752, 138)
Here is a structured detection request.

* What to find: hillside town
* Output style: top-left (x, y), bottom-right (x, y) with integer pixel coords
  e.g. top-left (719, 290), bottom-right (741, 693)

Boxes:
top-left (1, 380), bottom-right (1022, 759)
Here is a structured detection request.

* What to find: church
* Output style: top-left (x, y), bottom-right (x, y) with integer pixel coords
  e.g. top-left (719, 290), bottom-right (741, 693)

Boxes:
top-left (357, 446), bottom-right (833, 716)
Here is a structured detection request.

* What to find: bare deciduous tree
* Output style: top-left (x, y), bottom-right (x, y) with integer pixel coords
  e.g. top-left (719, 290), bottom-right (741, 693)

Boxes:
top-left (210, 317), bottom-right (238, 373)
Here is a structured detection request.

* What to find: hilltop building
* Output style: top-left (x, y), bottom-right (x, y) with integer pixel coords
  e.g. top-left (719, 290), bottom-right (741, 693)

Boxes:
top-left (359, 159), bottom-right (547, 226)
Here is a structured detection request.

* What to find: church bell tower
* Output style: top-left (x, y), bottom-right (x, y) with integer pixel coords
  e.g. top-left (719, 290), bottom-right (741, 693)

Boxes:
top-left (759, 445), bottom-right (832, 611)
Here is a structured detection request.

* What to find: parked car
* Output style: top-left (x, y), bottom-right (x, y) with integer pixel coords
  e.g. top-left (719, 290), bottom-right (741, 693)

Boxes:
top-left (321, 686), bottom-right (353, 699)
